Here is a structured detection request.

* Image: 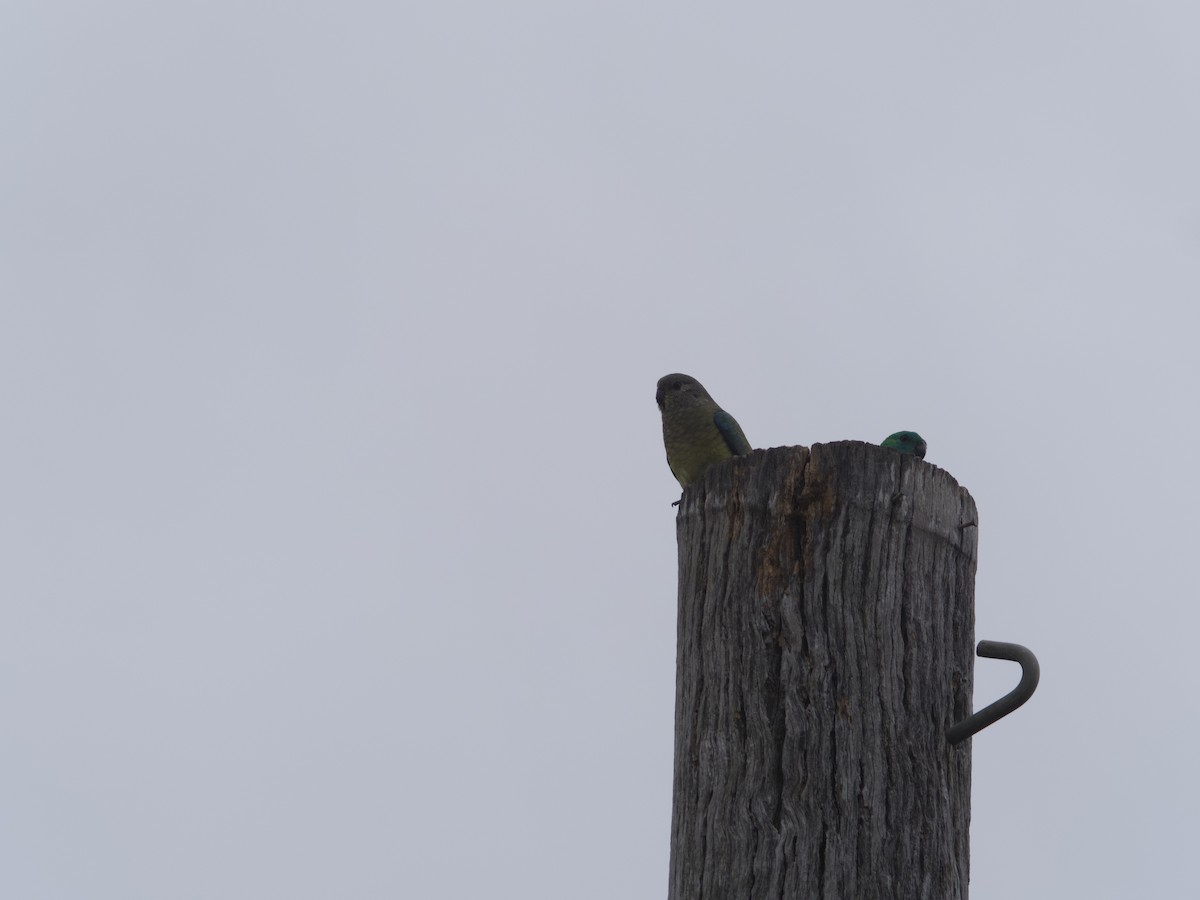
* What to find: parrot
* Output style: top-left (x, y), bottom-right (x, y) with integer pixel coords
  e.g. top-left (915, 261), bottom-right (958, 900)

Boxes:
top-left (881, 431), bottom-right (927, 459)
top-left (656, 373), bottom-right (752, 487)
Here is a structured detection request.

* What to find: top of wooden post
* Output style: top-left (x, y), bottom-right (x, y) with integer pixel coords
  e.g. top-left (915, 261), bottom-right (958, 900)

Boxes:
top-left (675, 441), bottom-right (978, 558)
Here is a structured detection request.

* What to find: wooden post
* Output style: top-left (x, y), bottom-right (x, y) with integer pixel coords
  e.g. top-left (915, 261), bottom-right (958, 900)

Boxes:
top-left (668, 442), bottom-right (978, 900)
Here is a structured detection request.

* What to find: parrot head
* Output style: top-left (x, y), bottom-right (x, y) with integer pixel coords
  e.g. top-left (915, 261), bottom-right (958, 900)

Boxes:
top-left (656, 373), bottom-right (715, 412)
top-left (881, 431), bottom-right (927, 459)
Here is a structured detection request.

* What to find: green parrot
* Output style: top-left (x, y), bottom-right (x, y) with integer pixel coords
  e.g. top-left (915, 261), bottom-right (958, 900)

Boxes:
top-left (881, 431), bottom-right (927, 459)
top-left (656, 373), bottom-right (752, 487)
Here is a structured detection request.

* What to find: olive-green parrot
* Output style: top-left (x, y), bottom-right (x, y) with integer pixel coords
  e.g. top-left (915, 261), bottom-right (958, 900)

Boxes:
top-left (656, 373), bottom-right (752, 487)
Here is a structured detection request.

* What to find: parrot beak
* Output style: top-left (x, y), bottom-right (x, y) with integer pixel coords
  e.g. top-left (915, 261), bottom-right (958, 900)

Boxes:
top-left (655, 387), bottom-right (666, 409)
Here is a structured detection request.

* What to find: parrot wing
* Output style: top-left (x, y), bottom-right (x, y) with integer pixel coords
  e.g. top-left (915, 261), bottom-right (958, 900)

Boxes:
top-left (713, 409), bottom-right (752, 456)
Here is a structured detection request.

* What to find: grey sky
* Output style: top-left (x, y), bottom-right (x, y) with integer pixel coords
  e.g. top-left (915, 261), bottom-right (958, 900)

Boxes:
top-left (3, 2), bottom-right (1198, 897)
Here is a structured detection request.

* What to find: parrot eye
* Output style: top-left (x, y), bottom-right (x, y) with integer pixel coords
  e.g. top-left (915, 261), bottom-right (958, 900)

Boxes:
top-left (672, 380), bottom-right (683, 390)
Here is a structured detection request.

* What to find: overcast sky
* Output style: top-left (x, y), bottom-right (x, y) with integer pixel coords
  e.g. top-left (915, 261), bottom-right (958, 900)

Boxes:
top-left (3, 2), bottom-right (1198, 898)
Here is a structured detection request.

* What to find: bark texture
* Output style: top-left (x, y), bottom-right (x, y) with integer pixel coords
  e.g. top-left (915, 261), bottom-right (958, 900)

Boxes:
top-left (668, 442), bottom-right (978, 900)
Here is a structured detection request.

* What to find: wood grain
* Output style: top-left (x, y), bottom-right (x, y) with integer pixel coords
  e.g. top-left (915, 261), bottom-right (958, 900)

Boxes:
top-left (668, 442), bottom-right (978, 900)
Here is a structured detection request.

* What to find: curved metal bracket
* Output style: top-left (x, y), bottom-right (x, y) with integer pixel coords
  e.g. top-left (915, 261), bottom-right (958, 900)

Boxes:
top-left (948, 640), bottom-right (1039, 745)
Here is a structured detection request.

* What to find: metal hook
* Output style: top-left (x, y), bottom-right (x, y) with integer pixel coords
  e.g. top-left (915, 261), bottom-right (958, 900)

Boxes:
top-left (947, 640), bottom-right (1039, 745)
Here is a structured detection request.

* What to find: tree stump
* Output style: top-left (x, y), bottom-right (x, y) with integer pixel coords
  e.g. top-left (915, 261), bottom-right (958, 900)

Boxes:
top-left (668, 442), bottom-right (978, 900)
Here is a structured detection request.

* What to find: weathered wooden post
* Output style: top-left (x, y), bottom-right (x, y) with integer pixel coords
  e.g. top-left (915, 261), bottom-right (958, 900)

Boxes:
top-left (668, 442), bottom-right (978, 899)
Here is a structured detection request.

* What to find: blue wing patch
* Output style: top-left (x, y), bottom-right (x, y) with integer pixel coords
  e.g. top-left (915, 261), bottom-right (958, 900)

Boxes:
top-left (712, 409), bottom-right (752, 456)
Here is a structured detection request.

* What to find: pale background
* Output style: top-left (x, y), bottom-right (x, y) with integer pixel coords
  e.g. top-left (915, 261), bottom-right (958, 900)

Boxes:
top-left (3, 2), bottom-right (1198, 897)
